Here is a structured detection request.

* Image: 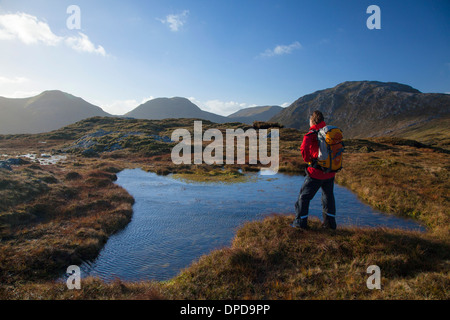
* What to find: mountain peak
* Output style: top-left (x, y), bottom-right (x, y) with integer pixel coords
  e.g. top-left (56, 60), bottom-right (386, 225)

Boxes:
top-left (0, 90), bottom-right (111, 134)
top-left (38, 90), bottom-right (75, 98)
top-left (125, 97), bottom-right (227, 123)
top-left (142, 97), bottom-right (198, 107)
top-left (136, 97), bottom-right (201, 113)
top-left (270, 80), bottom-right (449, 138)
top-left (334, 81), bottom-right (421, 94)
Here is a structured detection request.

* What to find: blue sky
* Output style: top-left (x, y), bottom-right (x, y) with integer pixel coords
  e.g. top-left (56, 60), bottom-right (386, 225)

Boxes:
top-left (0, 0), bottom-right (449, 115)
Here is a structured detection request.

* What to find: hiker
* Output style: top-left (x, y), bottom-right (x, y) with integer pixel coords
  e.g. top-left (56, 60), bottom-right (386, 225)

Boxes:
top-left (292, 110), bottom-right (340, 230)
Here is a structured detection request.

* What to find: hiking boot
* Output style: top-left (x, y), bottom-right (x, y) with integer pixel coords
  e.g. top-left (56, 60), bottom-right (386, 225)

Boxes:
top-left (322, 212), bottom-right (337, 230)
top-left (291, 218), bottom-right (309, 230)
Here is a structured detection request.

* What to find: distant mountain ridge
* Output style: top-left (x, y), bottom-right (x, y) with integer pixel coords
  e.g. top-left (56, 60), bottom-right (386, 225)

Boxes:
top-left (0, 90), bottom-right (111, 134)
top-left (125, 97), bottom-right (229, 123)
top-left (0, 93), bottom-right (232, 134)
top-left (1, 82), bottom-right (449, 137)
top-left (227, 105), bottom-right (283, 124)
top-left (270, 81), bottom-right (450, 138)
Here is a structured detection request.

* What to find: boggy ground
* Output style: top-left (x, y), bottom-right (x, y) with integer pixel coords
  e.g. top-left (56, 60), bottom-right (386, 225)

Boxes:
top-left (0, 117), bottom-right (448, 299)
top-left (2, 217), bottom-right (448, 299)
top-left (0, 159), bottom-right (134, 284)
top-left (336, 137), bottom-right (449, 239)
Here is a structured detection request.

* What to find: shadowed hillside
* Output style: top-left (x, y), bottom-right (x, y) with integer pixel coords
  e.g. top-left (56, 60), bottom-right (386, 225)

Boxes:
top-left (227, 105), bottom-right (283, 124)
top-left (125, 97), bottom-right (229, 123)
top-left (0, 91), bottom-right (112, 134)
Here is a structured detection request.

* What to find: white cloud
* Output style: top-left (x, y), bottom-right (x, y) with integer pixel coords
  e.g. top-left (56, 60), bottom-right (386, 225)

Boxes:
top-left (189, 97), bottom-right (257, 116)
top-left (7, 90), bottom-right (41, 98)
top-left (100, 96), bottom-right (154, 115)
top-left (0, 12), bottom-right (106, 56)
top-left (260, 41), bottom-right (302, 58)
top-left (0, 76), bottom-right (29, 84)
top-left (0, 12), bottom-right (61, 45)
top-left (158, 10), bottom-right (189, 32)
top-left (281, 102), bottom-right (291, 108)
top-left (140, 96), bottom-right (155, 104)
top-left (65, 32), bottom-right (106, 56)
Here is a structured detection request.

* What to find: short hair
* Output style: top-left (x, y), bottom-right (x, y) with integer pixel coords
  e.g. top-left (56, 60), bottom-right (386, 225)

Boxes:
top-left (310, 110), bottom-right (324, 125)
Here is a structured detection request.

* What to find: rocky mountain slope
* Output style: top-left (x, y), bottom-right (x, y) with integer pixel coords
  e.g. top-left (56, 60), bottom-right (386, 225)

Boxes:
top-left (227, 105), bottom-right (283, 124)
top-left (270, 81), bottom-right (450, 138)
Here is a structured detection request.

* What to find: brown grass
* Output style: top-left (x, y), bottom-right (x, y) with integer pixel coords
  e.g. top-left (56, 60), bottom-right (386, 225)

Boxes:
top-left (0, 160), bottom-right (133, 284)
top-left (1, 215), bottom-right (448, 300)
top-left (335, 139), bottom-right (450, 238)
top-left (162, 215), bottom-right (449, 300)
top-left (0, 119), bottom-right (449, 300)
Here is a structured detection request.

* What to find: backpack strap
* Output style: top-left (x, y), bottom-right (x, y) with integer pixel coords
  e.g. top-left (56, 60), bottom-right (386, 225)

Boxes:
top-left (306, 129), bottom-right (329, 172)
top-left (306, 129), bottom-right (318, 136)
top-left (306, 130), bottom-right (320, 169)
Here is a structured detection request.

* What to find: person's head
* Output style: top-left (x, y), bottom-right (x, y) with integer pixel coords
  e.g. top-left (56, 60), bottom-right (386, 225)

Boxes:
top-left (310, 110), bottom-right (324, 127)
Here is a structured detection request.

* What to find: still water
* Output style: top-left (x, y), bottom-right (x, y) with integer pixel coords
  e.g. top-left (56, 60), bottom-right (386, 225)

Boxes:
top-left (79, 168), bottom-right (424, 282)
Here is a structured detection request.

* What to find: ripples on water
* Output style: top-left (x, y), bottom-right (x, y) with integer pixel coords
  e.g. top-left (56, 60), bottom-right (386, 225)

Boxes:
top-left (78, 168), bottom-right (424, 282)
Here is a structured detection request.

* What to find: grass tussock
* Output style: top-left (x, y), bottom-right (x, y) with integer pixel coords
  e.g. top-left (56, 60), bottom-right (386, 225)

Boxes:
top-left (172, 166), bottom-right (249, 183)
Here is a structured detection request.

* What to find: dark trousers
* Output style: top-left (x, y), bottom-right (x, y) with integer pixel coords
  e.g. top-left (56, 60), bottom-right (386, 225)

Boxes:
top-left (294, 175), bottom-right (336, 224)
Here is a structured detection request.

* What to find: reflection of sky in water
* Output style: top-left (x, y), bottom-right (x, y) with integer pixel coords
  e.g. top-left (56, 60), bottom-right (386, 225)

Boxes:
top-left (79, 168), bottom-right (424, 282)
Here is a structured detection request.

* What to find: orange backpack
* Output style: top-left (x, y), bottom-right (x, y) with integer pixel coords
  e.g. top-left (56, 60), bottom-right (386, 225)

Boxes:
top-left (310, 126), bottom-right (344, 173)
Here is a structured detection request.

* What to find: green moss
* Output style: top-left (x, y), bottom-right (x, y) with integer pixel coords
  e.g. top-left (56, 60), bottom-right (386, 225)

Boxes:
top-left (172, 169), bottom-right (250, 183)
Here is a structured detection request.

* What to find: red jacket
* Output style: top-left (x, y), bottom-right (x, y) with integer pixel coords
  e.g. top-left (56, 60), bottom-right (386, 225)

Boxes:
top-left (300, 121), bottom-right (336, 180)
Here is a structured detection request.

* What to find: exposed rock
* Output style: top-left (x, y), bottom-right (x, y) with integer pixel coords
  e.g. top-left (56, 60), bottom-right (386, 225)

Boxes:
top-left (5, 158), bottom-right (30, 165)
top-left (227, 105), bottom-right (284, 124)
top-left (150, 135), bottom-right (172, 143)
top-left (0, 161), bottom-right (12, 170)
top-left (119, 131), bottom-right (144, 139)
top-left (85, 129), bottom-right (113, 138)
top-left (105, 143), bottom-right (122, 152)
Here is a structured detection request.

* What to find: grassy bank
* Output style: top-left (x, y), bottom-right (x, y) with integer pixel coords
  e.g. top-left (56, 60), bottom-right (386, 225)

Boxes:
top-left (164, 215), bottom-right (449, 299)
top-left (0, 159), bottom-right (134, 284)
top-left (1, 215), bottom-right (448, 300)
top-left (335, 138), bottom-right (449, 238)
